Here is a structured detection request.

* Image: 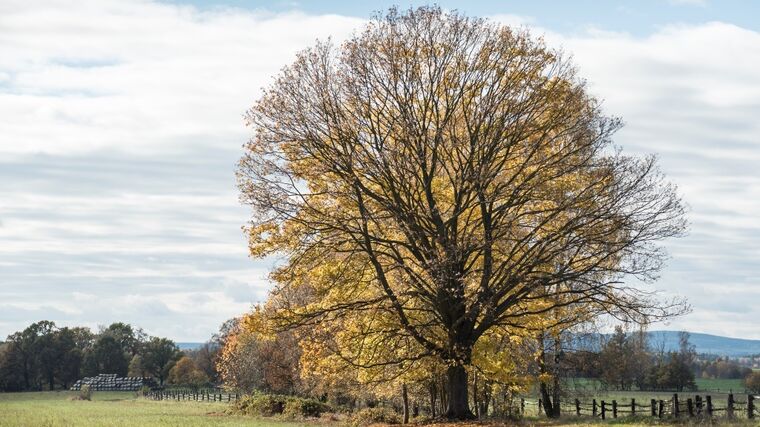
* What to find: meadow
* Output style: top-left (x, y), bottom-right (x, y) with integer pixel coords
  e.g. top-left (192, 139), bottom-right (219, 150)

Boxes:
top-left (0, 382), bottom-right (756, 427)
top-left (0, 391), bottom-right (307, 427)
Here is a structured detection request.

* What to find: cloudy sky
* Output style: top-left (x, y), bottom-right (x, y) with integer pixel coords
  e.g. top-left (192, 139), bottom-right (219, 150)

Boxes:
top-left (1, 0), bottom-right (759, 342)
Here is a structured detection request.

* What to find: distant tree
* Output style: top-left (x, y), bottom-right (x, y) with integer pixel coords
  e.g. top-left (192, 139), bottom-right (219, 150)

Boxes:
top-left (649, 332), bottom-right (695, 391)
top-left (141, 337), bottom-right (181, 385)
top-left (168, 356), bottom-right (209, 388)
top-left (697, 358), bottom-right (752, 379)
top-left (90, 335), bottom-right (129, 376)
top-left (216, 313), bottom-right (301, 394)
top-left (53, 327), bottom-right (82, 389)
top-left (599, 326), bottom-right (636, 390)
top-left (128, 354), bottom-right (146, 377)
top-left (0, 342), bottom-right (24, 391)
top-left (629, 327), bottom-right (652, 390)
top-left (185, 342), bottom-right (220, 383)
top-left (745, 371), bottom-right (760, 393)
top-left (100, 322), bottom-right (143, 356)
top-left (5, 321), bottom-right (57, 390)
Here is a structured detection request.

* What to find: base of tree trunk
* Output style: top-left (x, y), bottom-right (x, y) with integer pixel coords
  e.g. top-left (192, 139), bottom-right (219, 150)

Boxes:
top-left (444, 364), bottom-right (475, 420)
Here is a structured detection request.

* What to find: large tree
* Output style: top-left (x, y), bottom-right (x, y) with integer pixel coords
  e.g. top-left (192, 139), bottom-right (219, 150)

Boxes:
top-left (238, 6), bottom-right (686, 419)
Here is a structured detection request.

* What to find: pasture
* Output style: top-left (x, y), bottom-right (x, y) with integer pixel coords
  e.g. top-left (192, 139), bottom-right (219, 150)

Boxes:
top-left (0, 387), bottom-right (756, 426)
top-left (0, 391), bottom-right (306, 427)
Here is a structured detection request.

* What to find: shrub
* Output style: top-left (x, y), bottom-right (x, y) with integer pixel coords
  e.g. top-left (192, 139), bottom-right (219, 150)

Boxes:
top-left (136, 385), bottom-right (151, 398)
top-left (78, 384), bottom-right (92, 401)
top-left (231, 393), bottom-right (286, 416)
top-left (283, 397), bottom-right (330, 418)
top-left (230, 393), bottom-right (332, 418)
top-left (350, 407), bottom-right (401, 426)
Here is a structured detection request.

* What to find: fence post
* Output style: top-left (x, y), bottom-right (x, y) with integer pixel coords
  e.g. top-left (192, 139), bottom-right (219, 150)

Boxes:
top-left (601, 401), bottom-right (606, 420)
top-left (631, 398), bottom-right (636, 416)
top-left (673, 394), bottom-right (679, 418)
top-left (538, 398), bottom-right (542, 415)
top-left (727, 393), bottom-right (734, 419)
top-left (687, 398), bottom-right (693, 417)
top-left (695, 395), bottom-right (702, 415)
top-left (658, 400), bottom-right (664, 418)
top-left (592, 399), bottom-right (597, 417)
top-left (575, 399), bottom-right (580, 416)
top-left (520, 398), bottom-right (525, 415)
top-left (706, 395), bottom-right (712, 417)
top-left (650, 399), bottom-right (656, 417)
top-left (748, 394), bottom-right (754, 419)
top-left (612, 400), bottom-right (617, 418)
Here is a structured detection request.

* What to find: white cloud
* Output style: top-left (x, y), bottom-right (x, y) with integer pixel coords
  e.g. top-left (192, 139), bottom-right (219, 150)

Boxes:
top-left (668, 0), bottom-right (708, 7)
top-left (1, 1), bottom-right (759, 340)
top-left (0, 0), bottom-right (364, 340)
top-left (540, 22), bottom-right (760, 339)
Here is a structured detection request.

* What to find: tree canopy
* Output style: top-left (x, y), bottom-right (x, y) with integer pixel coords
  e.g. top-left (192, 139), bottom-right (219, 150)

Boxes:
top-left (238, 6), bottom-right (686, 419)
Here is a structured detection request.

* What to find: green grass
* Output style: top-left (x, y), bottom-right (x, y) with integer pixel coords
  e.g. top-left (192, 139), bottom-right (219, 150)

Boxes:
top-left (560, 378), bottom-right (748, 396)
top-left (0, 391), bottom-right (310, 427)
top-left (694, 377), bottom-right (746, 392)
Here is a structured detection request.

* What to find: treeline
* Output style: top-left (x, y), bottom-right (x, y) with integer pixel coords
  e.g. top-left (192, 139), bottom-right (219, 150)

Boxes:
top-left (694, 358), bottom-right (753, 380)
top-left (567, 327), bottom-right (696, 391)
top-left (564, 328), bottom-right (754, 392)
top-left (0, 320), bottom-right (212, 392)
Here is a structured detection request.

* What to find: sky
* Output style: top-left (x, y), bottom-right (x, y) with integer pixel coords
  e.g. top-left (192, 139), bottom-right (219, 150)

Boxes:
top-left (1, 0), bottom-right (759, 342)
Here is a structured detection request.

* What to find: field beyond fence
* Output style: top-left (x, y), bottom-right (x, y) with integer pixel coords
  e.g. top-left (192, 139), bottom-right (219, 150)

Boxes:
top-left (523, 392), bottom-right (758, 421)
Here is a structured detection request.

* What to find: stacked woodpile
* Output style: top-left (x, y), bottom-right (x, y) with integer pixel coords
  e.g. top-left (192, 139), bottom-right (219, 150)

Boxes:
top-left (70, 374), bottom-right (156, 391)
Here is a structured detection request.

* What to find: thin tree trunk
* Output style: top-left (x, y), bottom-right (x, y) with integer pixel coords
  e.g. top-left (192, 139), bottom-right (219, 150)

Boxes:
top-left (402, 383), bottom-right (410, 424)
top-left (537, 331), bottom-right (558, 418)
top-left (473, 370), bottom-right (479, 418)
top-left (429, 382), bottom-right (437, 418)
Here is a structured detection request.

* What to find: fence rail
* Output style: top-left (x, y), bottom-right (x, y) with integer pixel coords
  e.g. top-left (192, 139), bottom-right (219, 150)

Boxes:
top-left (535, 393), bottom-right (757, 420)
top-left (143, 389), bottom-right (758, 420)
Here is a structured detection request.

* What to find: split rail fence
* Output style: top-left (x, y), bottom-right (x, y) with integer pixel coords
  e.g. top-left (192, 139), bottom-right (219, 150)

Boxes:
top-left (531, 393), bottom-right (758, 420)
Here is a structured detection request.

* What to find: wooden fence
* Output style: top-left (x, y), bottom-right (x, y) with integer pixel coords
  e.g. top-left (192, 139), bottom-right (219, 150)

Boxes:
top-left (143, 388), bottom-right (757, 421)
top-left (534, 393), bottom-right (757, 420)
top-left (144, 389), bottom-right (240, 403)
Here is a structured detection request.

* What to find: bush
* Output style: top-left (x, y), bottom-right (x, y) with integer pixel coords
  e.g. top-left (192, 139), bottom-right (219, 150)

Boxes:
top-left (350, 407), bottom-right (401, 426)
top-left (230, 393), bottom-right (332, 418)
top-left (135, 385), bottom-right (151, 398)
top-left (78, 384), bottom-right (92, 401)
top-left (233, 393), bottom-right (286, 416)
top-left (283, 397), bottom-right (330, 418)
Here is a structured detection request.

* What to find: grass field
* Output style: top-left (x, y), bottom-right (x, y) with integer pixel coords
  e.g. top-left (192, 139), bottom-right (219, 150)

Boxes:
top-left (1, 390), bottom-right (756, 427)
top-left (0, 391), bottom-right (308, 427)
top-left (559, 378), bottom-right (748, 397)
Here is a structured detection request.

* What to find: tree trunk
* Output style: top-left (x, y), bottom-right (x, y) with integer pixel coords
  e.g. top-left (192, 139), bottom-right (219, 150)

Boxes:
top-left (539, 380), bottom-right (555, 417)
top-left (444, 364), bottom-right (474, 420)
top-left (402, 383), bottom-right (410, 424)
top-left (429, 382), bottom-right (437, 418)
top-left (473, 371), bottom-right (479, 418)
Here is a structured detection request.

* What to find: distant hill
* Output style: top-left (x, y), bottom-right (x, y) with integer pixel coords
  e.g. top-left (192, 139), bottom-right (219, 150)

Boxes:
top-left (647, 331), bottom-right (760, 357)
top-left (176, 342), bottom-right (203, 351)
top-left (175, 332), bottom-right (760, 356)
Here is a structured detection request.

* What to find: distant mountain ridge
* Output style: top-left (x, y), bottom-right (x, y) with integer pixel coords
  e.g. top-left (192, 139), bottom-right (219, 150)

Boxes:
top-left (176, 332), bottom-right (760, 356)
top-left (647, 330), bottom-right (760, 357)
top-left (569, 330), bottom-right (760, 357)
top-left (176, 342), bottom-right (203, 350)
